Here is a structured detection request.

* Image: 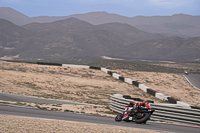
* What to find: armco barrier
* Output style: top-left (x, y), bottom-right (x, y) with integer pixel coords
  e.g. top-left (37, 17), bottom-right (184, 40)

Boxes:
top-left (110, 94), bottom-right (200, 126)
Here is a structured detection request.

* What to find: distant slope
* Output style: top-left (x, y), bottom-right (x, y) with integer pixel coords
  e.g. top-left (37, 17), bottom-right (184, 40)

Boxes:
top-left (97, 22), bottom-right (165, 43)
top-left (69, 12), bottom-right (130, 25)
top-left (30, 11), bottom-right (128, 25)
top-left (130, 14), bottom-right (200, 37)
top-left (0, 7), bottom-right (30, 25)
top-left (0, 19), bottom-right (27, 45)
top-left (119, 37), bottom-right (200, 61)
top-left (2, 18), bottom-right (129, 60)
top-left (23, 17), bottom-right (95, 32)
top-left (22, 18), bottom-right (166, 60)
top-left (0, 19), bottom-right (31, 58)
top-left (0, 17), bottom-right (200, 61)
top-left (1, 7), bottom-right (200, 37)
top-left (35, 12), bottom-right (200, 37)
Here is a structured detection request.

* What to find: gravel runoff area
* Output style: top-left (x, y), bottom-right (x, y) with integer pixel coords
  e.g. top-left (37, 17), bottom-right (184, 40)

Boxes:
top-left (0, 115), bottom-right (163, 133)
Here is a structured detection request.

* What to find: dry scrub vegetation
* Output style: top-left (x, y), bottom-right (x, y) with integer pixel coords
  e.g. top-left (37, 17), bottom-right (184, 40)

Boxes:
top-left (1, 61), bottom-right (199, 107)
top-left (0, 100), bottom-right (115, 117)
top-left (0, 61), bottom-right (162, 106)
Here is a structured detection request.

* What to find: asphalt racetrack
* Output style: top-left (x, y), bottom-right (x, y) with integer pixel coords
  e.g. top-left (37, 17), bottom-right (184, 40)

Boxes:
top-left (185, 74), bottom-right (200, 90)
top-left (0, 104), bottom-right (200, 133)
top-left (0, 93), bottom-right (87, 105)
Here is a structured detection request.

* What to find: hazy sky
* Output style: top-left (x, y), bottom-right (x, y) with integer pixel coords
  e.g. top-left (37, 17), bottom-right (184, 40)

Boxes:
top-left (0, 0), bottom-right (200, 17)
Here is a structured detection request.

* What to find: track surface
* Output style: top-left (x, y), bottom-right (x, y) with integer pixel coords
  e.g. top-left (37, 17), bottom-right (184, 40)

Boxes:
top-left (0, 93), bottom-right (86, 105)
top-left (0, 105), bottom-right (200, 133)
top-left (185, 74), bottom-right (200, 90)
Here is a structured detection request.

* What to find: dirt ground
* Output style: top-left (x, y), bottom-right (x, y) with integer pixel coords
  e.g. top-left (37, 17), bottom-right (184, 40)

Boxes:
top-left (0, 61), bottom-right (162, 105)
top-left (0, 115), bottom-right (162, 133)
top-left (1, 61), bottom-right (200, 106)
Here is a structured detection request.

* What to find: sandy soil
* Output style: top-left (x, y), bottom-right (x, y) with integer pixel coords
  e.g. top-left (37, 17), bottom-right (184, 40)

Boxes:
top-left (0, 115), bottom-right (162, 133)
top-left (0, 61), bottom-right (162, 106)
top-left (1, 61), bottom-right (199, 106)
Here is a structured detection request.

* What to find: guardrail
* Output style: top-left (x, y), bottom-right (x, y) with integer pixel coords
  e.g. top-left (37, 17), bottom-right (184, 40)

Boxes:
top-left (110, 94), bottom-right (200, 126)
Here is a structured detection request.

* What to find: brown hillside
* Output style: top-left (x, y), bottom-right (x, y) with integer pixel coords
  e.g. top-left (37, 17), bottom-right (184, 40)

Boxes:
top-left (1, 61), bottom-right (199, 107)
top-left (0, 61), bottom-right (162, 105)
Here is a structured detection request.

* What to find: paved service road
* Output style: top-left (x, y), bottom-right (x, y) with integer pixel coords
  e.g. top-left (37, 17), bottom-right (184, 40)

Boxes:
top-left (0, 105), bottom-right (199, 133)
top-left (0, 93), bottom-right (86, 105)
top-left (185, 74), bottom-right (200, 90)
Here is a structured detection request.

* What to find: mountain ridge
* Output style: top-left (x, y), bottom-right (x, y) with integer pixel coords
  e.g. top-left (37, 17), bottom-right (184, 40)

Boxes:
top-left (1, 7), bottom-right (200, 37)
top-left (0, 8), bottom-right (200, 62)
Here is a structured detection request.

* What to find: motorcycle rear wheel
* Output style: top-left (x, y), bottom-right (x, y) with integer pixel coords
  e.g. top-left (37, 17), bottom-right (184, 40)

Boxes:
top-left (135, 113), bottom-right (149, 124)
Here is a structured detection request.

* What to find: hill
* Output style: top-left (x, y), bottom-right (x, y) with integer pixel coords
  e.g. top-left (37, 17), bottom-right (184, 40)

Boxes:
top-left (0, 10), bottom-right (200, 61)
top-left (0, 19), bottom-right (32, 59)
top-left (20, 18), bottom-right (129, 60)
top-left (1, 18), bottom-right (169, 61)
top-left (0, 7), bottom-right (30, 25)
top-left (1, 7), bottom-right (200, 37)
top-left (119, 37), bottom-right (200, 61)
top-left (97, 23), bottom-right (165, 43)
top-left (0, 18), bottom-right (200, 61)
top-left (129, 14), bottom-right (200, 37)
top-left (70, 13), bottom-right (200, 37)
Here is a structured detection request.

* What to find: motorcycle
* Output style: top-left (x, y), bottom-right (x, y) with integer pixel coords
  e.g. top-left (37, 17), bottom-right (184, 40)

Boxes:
top-left (115, 104), bottom-right (155, 124)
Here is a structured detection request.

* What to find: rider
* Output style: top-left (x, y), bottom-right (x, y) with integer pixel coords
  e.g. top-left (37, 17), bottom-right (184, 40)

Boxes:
top-left (139, 100), bottom-right (151, 109)
top-left (122, 100), bottom-right (150, 120)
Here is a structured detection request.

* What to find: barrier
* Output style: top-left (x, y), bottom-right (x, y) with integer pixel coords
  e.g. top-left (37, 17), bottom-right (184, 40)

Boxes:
top-left (37, 62), bottom-right (62, 66)
top-left (110, 94), bottom-right (200, 126)
top-left (112, 73), bottom-right (121, 79)
top-left (62, 64), bottom-right (90, 69)
top-left (124, 78), bottom-right (133, 84)
top-left (89, 66), bottom-right (101, 70)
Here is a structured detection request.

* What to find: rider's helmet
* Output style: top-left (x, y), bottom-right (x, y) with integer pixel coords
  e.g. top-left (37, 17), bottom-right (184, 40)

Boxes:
top-left (129, 102), bottom-right (134, 107)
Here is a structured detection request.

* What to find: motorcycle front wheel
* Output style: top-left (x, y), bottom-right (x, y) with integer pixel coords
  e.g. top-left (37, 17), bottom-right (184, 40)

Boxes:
top-left (115, 114), bottom-right (123, 122)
